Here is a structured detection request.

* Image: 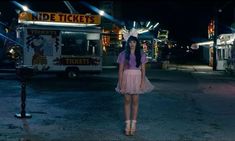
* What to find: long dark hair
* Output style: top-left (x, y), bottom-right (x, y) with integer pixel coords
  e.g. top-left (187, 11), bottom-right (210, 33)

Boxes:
top-left (125, 36), bottom-right (141, 68)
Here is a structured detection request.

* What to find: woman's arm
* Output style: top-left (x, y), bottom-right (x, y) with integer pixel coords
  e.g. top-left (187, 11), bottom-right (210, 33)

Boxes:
top-left (140, 63), bottom-right (146, 88)
top-left (118, 63), bottom-right (124, 88)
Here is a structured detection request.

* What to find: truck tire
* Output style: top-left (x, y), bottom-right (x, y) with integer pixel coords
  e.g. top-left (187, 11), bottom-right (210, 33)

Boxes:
top-left (66, 67), bottom-right (79, 79)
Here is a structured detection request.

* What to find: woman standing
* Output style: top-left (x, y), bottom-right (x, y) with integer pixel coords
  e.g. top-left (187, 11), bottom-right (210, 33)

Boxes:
top-left (115, 36), bottom-right (154, 136)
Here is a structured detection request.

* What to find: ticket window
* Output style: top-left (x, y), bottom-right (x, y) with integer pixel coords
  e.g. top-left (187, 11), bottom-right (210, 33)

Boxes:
top-left (61, 31), bottom-right (100, 56)
top-left (217, 49), bottom-right (224, 60)
top-left (217, 46), bottom-right (231, 60)
top-left (61, 31), bottom-right (87, 55)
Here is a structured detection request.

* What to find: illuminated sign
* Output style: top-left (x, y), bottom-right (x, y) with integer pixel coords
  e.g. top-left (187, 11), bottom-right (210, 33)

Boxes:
top-left (158, 30), bottom-right (169, 39)
top-left (60, 58), bottom-right (100, 65)
top-left (19, 12), bottom-right (101, 25)
top-left (208, 20), bottom-right (215, 39)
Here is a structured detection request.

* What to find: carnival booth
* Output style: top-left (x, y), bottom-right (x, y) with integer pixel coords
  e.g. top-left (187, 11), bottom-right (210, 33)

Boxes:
top-left (16, 11), bottom-right (102, 77)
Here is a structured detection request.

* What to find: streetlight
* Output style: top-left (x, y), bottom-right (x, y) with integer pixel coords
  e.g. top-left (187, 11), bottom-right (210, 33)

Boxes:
top-left (12, 2), bottom-right (36, 15)
top-left (99, 10), bottom-right (104, 16)
top-left (22, 5), bottom-right (28, 11)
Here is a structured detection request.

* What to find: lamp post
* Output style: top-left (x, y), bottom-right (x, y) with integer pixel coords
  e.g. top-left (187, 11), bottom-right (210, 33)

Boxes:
top-left (213, 7), bottom-right (219, 71)
top-left (15, 67), bottom-right (33, 118)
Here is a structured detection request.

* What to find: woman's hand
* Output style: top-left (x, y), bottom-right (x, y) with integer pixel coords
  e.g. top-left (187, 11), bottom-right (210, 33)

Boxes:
top-left (118, 63), bottom-right (125, 94)
top-left (119, 82), bottom-right (125, 94)
top-left (140, 63), bottom-right (146, 91)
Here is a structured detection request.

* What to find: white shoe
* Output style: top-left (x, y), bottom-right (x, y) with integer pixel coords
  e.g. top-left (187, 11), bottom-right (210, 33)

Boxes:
top-left (130, 120), bottom-right (137, 135)
top-left (124, 120), bottom-right (131, 136)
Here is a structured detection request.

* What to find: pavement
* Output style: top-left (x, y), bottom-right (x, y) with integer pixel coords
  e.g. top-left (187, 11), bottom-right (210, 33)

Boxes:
top-left (0, 64), bottom-right (235, 141)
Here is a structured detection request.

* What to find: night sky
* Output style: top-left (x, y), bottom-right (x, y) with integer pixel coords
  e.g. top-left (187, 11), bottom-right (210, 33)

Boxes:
top-left (0, 0), bottom-right (234, 45)
top-left (120, 0), bottom-right (235, 45)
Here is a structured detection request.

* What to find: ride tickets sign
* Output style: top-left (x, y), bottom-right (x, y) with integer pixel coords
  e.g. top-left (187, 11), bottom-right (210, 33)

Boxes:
top-left (60, 57), bottom-right (100, 65)
top-left (19, 12), bottom-right (101, 25)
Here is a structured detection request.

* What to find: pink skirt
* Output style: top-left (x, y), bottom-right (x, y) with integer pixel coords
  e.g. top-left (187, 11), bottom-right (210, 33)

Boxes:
top-left (115, 69), bottom-right (154, 95)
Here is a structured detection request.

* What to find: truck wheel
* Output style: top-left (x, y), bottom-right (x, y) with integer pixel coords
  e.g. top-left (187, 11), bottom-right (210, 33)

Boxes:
top-left (66, 68), bottom-right (79, 79)
top-left (67, 70), bottom-right (77, 78)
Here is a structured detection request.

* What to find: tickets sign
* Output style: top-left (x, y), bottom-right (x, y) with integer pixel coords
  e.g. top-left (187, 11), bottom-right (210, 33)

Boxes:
top-left (19, 12), bottom-right (101, 25)
top-left (60, 58), bottom-right (100, 65)
top-left (27, 29), bottom-right (60, 36)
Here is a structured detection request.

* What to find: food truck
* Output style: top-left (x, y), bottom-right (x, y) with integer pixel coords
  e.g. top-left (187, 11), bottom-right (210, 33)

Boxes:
top-left (16, 11), bottom-right (102, 77)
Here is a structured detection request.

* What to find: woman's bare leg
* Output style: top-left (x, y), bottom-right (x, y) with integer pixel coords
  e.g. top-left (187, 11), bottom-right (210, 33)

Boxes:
top-left (132, 95), bottom-right (139, 120)
top-left (130, 95), bottom-right (139, 135)
top-left (124, 95), bottom-right (131, 120)
top-left (124, 95), bottom-right (131, 135)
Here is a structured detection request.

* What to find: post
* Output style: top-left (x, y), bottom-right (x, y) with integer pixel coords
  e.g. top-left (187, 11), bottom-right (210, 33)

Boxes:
top-left (213, 8), bottom-right (218, 71)
top-left (15, 79), bottom-right (32, 118)
top-left (15, 67), bottom-right (33, 119)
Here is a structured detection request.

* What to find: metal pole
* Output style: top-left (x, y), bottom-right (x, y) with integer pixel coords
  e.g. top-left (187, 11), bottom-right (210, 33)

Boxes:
top-left (15, 68), bottom-right (32, 119)
top-left (20, 80), bottom-right (26, 116)
top-left (213, 8), bottom-right (218, 71)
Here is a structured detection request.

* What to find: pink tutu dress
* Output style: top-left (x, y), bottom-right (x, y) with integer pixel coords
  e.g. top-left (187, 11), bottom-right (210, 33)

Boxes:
top-left (115, 50), bottom-right (154, 95)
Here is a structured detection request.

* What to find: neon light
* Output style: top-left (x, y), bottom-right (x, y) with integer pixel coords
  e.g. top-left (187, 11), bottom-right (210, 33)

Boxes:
top-left (146, 21), bottom-right (150, 27)
top-left (153, 23), bottom-right (159, 29)
top-left (148, 25), bottom-right (153, 30)
top-left (133, 21), bottom-right (136, 28)
top-left (138, 29), bottom-right (149, 34)
top-left (18, 20), bottom-right (97, 27)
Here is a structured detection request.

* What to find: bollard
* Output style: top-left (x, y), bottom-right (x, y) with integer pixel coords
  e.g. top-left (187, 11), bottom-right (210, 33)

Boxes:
top-left (15, 67), bottom-right (33, 119)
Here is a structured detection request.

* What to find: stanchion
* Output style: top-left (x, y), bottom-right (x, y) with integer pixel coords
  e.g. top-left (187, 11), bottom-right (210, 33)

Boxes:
top-left (15, 67), bottom-right (33, 119)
